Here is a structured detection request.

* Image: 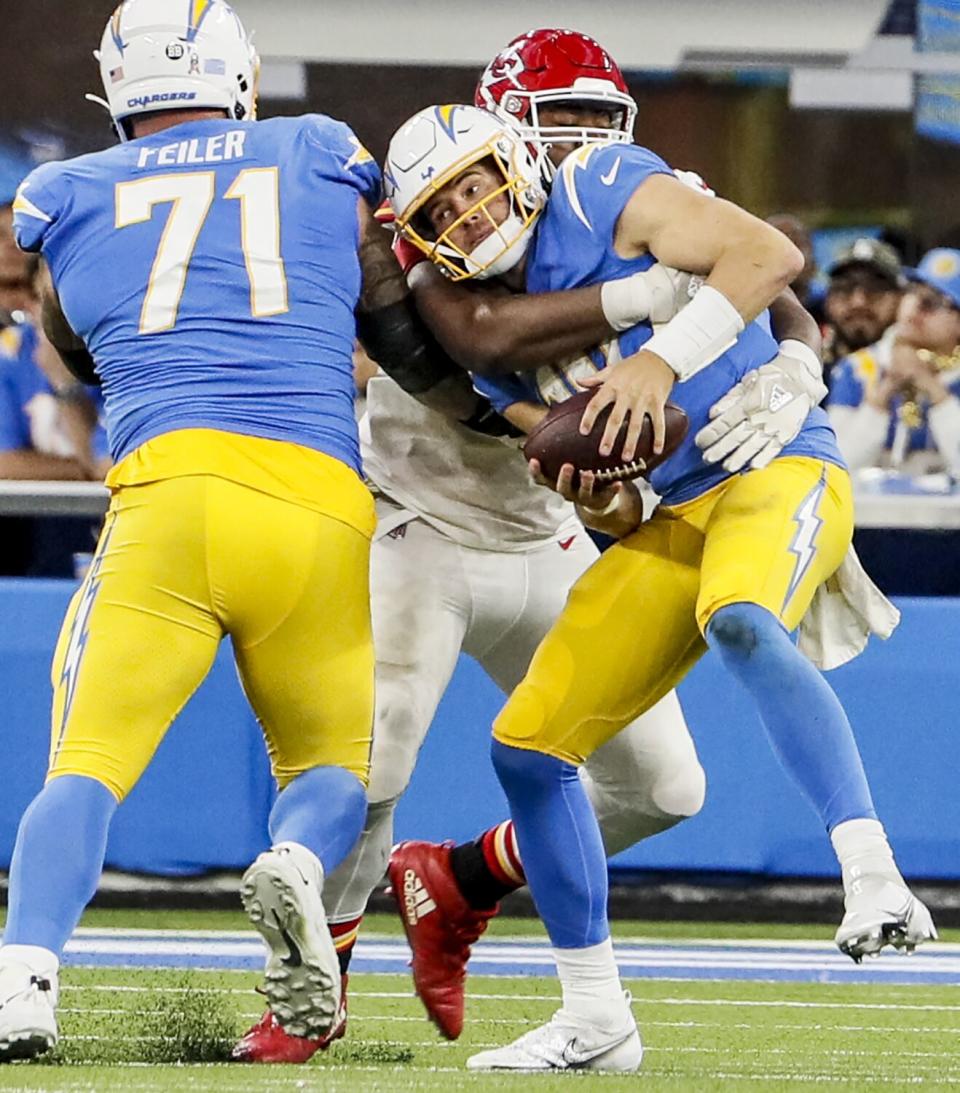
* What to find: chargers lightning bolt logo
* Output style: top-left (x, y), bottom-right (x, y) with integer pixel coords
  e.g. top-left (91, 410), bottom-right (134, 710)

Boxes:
top-left (558, 144), bottom-right (601, 231)
top-left (53, 519), bottom-right (116, 759)
top-left (782, 474), bottom-right (826, 610)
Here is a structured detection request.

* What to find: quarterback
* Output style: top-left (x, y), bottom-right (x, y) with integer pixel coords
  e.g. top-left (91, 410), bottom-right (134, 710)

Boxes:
top-left (382, 99), bottom-right (935, 1071)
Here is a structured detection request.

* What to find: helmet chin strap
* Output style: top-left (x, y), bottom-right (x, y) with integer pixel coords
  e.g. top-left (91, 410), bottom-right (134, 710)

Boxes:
top-left (84, 93), bottom-right (127, 142)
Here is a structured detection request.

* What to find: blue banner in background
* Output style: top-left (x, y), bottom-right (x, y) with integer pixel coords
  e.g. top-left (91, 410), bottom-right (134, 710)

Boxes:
top-left (916, 1), bottom-right (960, 144)
top-left (1, 580), bottom-right (957, 881)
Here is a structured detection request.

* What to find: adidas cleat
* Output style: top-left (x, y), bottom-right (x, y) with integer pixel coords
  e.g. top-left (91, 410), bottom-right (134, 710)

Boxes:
top-left (836, 877), bottom-right (938, 963)
top-left (386, 840), bottom-right (497, 1040)
top-left (231, 974), bottom-right (348, 1063)
top-left (467, 999), bottom-right (642, 1072)
top-left (0, 962), bottom-right (58, 1063)
top-left (241, 844), bottom-right (341, 1040)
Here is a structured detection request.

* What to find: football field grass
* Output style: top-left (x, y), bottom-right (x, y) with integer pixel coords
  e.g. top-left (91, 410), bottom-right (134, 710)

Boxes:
top-left (0, 910), bottom-right (956, 1091)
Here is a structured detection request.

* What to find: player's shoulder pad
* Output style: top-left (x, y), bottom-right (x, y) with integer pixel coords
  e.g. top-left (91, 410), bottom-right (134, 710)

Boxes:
top-left (554, 142), bottom-right (674, 236)
top-left (299, 113), bottom-right (379, 200)
top-left (11, 160), bottom-right (68, 253)
top-left (300, 113), bottom-right (373, 165)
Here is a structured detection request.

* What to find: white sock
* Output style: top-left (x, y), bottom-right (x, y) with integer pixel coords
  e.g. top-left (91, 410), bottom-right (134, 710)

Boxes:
top-left (0, 944), bottom-right (59, 978)
top-left (830, 818), bottom-right (900, 884)
top-left (553, 938), bottom-right (628, 1028)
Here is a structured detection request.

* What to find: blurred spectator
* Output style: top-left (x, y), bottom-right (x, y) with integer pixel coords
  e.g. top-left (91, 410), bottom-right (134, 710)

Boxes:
top-left (0, 260), bottom-right (106, 483)
top-left (767, 213), bottom-right (825, 324)
top-left (823, 238), bottom-right (904, 377)
top-left (0, 255), bottom-right (108, 576)
top-left (0, 202), bottom-right (37, 319)
top-left (827, 247), bottom-right (960, 477)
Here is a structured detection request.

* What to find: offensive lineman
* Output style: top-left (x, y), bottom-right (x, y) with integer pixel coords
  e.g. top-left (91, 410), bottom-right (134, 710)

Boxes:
top-left (0, 0), bottom-right (451, 1059)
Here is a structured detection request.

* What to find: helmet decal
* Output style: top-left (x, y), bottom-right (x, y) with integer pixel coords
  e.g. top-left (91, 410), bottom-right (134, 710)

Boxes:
top-left (186, 0), bottom-right (215, 42)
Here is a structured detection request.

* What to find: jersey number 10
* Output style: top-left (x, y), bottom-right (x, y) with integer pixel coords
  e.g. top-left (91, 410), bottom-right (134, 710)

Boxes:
top-left (115, 168), bottom-right (288, 335)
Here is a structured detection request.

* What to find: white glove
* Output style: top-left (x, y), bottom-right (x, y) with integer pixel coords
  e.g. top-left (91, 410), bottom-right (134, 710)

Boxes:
top-left (695, 340), bottom-right (828, 473)
top-left (600, 264), bottom-right (694, 331)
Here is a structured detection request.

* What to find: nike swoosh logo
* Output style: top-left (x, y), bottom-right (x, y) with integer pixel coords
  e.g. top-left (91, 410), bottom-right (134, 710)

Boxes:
top-left (273, 911), bottom-right (303, 968)
top-left (559, 536), bottom-right (576, 551)
top-left (600, 158), bottom-right (621, 186)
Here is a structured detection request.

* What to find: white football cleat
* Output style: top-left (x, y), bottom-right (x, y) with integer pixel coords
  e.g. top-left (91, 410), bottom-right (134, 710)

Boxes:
top-left (240, 843), bottom-right (341, 1040)
top-left (466, 1003), bottom-right (642, 1072)
top-left (0, 961), bottom-right (58, 1062)
top-left (836, 874), bottom-right (938, 962)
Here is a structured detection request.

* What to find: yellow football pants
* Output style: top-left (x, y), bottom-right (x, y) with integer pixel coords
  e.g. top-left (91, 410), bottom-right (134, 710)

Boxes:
top-left (493, 457), bottom-right (853, 765)
top-left (48, 469), bottom-right (375, 801)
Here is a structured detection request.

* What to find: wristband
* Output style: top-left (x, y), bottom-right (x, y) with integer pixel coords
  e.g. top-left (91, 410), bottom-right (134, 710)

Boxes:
top-left (643, 285), bottom-right (744, 382)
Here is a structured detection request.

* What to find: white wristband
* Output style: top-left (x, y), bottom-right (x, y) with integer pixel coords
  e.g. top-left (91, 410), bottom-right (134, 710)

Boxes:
top-left (778, 338), bottom-right (822, 382)
top-left (643, 285), bottom-right (745, 383)
top-left (600, 275), bottom-right (653, 332)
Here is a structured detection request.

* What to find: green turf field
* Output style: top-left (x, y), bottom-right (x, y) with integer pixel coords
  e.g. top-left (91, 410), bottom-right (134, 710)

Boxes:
top-left (0, 912), bottom-right (956, 1091)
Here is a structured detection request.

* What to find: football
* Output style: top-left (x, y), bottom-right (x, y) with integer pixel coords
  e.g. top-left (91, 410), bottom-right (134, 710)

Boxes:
top-left (523, 391), bottom-right (688, 486)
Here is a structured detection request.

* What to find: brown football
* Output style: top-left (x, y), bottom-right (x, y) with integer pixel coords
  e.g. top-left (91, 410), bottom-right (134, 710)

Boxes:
top-left (523, 392), bottom-right (688, 486)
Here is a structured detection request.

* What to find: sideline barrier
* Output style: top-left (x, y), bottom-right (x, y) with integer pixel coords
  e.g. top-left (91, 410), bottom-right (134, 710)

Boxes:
top-left (1, 580), bottom-right (956, 879)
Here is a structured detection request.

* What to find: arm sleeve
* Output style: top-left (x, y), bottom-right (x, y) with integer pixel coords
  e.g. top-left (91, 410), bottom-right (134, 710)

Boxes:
top-left (11, 162), bottom-right (64, 253)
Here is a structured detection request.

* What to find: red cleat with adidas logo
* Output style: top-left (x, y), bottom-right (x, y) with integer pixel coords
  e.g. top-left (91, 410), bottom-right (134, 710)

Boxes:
top-left (230, 974), bottom-right (348, 1063)
top-left (387, 840), bottom-right (498, 1040)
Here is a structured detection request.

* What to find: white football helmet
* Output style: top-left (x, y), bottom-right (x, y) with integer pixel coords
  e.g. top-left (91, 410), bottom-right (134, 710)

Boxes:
top-left (384, 104), bottom-right (544, 281)
top-left (93, 0), bottom-right (259, 140)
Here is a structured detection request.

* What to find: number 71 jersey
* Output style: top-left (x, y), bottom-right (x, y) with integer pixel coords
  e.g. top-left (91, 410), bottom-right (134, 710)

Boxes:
top-left (13, 114), bottom-right (380, 473)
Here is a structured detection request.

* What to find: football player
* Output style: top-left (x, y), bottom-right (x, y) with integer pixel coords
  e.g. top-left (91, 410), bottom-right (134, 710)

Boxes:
top-left (384, 103), bottom-right (936, 1071)
top-left (384, 29), bottom-right (831, 1045)
top-left (0, 0), bottom-right (468, 1060)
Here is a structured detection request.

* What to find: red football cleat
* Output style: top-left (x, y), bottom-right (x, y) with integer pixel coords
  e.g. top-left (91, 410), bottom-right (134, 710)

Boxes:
top-left (230, 974), bottom-right (348, 1063)
top-left (387, 840), bottom-right (498, 1040)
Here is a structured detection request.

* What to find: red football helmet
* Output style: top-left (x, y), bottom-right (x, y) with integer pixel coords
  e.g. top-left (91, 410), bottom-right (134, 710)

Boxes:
top-left (475, 28), bottom-right (637, 182)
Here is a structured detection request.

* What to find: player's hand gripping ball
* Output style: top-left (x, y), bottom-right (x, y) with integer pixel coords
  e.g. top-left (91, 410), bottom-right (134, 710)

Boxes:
top-left (523, 390), bottom-right (688, 487)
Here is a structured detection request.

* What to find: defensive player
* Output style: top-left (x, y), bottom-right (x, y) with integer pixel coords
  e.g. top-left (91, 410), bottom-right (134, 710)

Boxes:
top-left (385, 105), bottom-right (935, 1071)
top-left (0, 0), bottom-right (413, 1059)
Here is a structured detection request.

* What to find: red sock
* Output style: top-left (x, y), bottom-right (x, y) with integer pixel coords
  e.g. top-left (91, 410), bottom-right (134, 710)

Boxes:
top-left (480, 820), bottom-right (526, 890)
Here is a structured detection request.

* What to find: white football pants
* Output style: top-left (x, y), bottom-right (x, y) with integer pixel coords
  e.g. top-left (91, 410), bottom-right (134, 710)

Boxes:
top-left (325, 500), bottom-right (706, 922)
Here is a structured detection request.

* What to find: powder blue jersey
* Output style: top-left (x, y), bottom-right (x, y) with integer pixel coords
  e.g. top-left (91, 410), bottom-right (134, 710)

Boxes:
top-left (13, 114), bottom-right (380, 472)
top-left (474, 142), bottom-right (842, 504)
